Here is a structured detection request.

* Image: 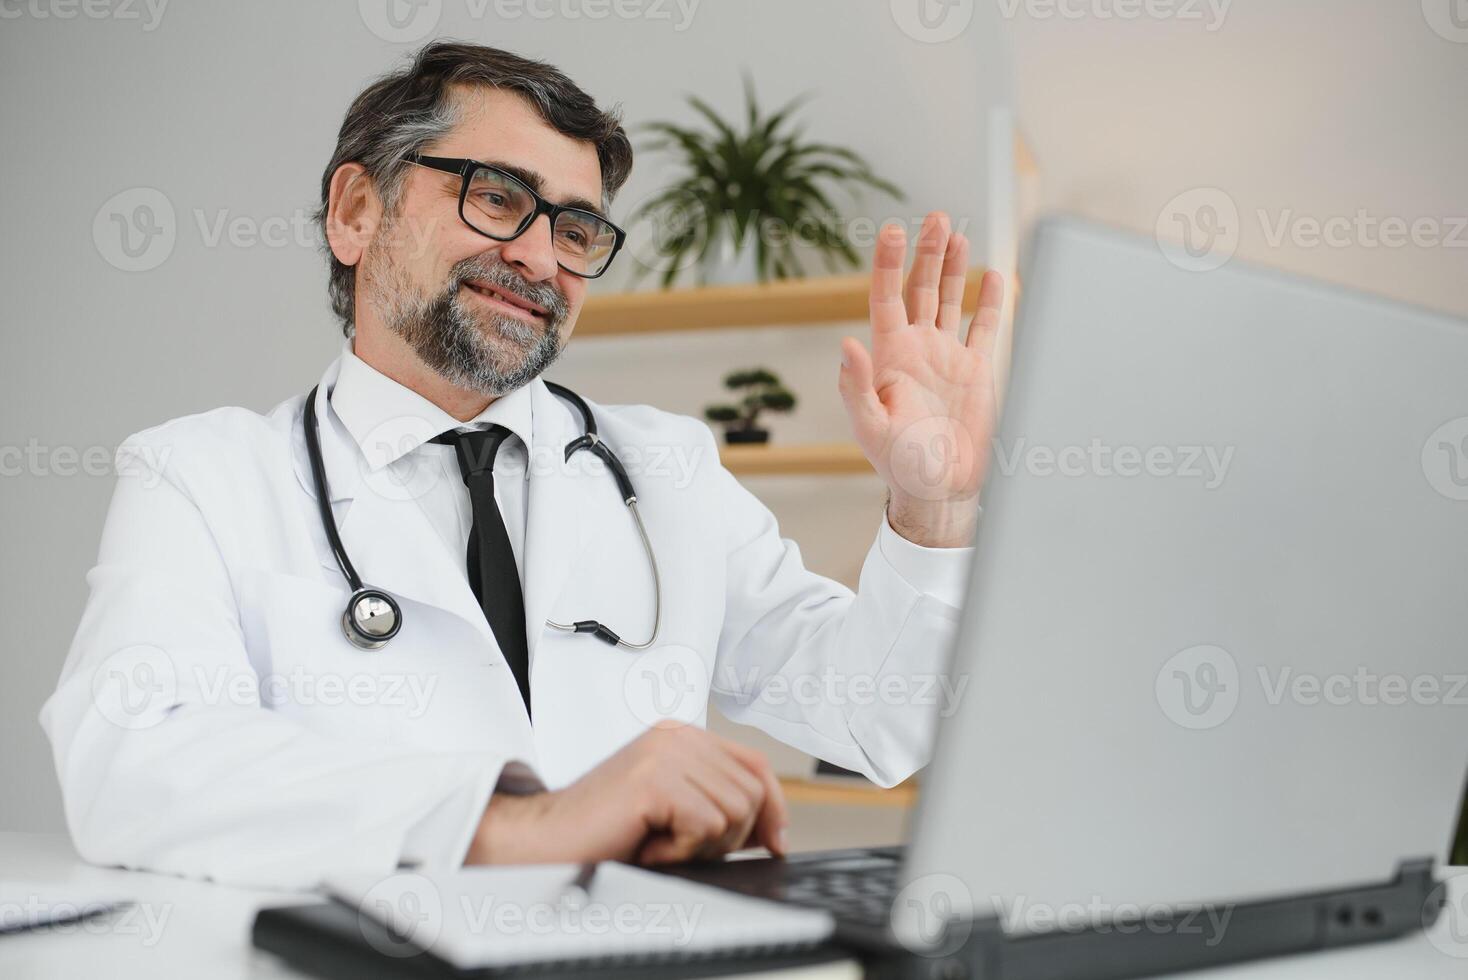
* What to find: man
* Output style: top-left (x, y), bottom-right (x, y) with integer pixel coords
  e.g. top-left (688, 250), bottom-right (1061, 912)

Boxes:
top-left (41, 41), bottom-right (1005, 888)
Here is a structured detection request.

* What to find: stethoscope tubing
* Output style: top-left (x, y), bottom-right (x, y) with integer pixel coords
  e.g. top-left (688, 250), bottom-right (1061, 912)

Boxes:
top-left (544, 495), bottom-right (662, 649)
top-left (304, 381), bottom-right (661, 652)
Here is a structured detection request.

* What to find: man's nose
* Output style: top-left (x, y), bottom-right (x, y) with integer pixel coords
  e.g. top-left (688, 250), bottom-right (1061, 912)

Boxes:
top-left (496, 214), bottom-right (559, 282)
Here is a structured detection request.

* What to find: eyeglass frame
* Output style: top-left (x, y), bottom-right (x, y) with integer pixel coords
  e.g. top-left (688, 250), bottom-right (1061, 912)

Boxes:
top-left (405, 153), bottom-right (627, 279)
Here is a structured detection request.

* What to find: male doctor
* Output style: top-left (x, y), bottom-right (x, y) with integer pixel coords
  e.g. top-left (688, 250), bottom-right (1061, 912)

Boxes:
top-left (41, 42), bottom-right (1006, 888)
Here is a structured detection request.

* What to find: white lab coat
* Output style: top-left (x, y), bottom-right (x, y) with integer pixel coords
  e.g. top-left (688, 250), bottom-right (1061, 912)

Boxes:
top-left (40, 354), bottom-right (968, 888)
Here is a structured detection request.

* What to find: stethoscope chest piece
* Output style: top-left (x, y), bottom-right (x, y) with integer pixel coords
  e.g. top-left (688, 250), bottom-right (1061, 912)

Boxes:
top-left (342, 588), bottom-right (402, 650)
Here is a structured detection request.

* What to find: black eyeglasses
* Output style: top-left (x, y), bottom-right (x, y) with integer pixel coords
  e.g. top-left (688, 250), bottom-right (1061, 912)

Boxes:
top-left (406, 154), bottom-right (625, 279)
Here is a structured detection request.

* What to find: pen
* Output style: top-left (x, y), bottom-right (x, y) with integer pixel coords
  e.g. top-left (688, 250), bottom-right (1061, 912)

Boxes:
top-left (560, 861), bottom-right (598, 909)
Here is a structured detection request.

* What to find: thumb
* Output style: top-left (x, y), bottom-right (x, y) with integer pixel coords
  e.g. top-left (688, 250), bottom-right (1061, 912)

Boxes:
top-left (838, 337), bottom-right (884, 435)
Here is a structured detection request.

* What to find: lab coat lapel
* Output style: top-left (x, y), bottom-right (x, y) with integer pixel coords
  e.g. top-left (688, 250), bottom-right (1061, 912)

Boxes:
top-left (293, 360), bottom-right (495, 647)
top-left (522, 379), bottom-right (588, 668)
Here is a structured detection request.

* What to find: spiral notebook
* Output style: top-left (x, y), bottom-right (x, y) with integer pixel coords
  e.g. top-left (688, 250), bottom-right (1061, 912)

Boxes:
top-left (323, 863), bottom-right (836, 972)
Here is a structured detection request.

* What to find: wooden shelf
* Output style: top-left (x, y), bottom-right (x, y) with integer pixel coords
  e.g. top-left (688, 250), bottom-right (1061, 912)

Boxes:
top-left (779, 776), bottom-right (918, 809)
top-left (579, 266), bottom-right (988, 337)
top-left (719, 442), bottom-right (873, 477)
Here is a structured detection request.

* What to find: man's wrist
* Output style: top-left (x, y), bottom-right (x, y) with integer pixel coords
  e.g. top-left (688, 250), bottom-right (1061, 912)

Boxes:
top-left (467, 791), bottom-right (553, 864)
top-left (886, 492), bottom-right (979, 549)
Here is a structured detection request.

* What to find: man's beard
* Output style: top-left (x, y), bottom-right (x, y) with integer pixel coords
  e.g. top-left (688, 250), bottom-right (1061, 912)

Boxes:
top-left (363, 245), bottom-right (570, 398)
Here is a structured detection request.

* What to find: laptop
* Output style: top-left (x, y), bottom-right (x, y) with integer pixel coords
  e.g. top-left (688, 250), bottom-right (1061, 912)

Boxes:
top-left (666, 217), bottom-right (1468, 977)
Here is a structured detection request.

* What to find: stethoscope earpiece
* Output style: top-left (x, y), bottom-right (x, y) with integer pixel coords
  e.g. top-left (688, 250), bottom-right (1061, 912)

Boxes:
top-left (342, 588), bottom-right (402, 650)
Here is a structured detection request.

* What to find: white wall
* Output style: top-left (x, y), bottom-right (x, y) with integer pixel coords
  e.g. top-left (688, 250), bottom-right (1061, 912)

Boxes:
top-left (0, 1), bottom-right (1011, 831)
top-left (1004, 0), bottom-right (1468, 318)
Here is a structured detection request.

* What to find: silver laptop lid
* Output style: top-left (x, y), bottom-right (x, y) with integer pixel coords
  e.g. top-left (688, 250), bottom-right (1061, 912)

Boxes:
top-left (895, 217), bottom-right (1468, 947)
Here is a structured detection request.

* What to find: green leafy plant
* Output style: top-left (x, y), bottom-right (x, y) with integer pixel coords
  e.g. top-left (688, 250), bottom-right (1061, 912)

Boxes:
top-left (704, 368), bottom-right (797, 441)
top-left (632, 75), bottom-right (904, 287)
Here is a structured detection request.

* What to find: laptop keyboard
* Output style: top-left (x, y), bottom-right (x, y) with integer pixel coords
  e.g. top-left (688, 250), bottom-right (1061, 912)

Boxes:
top-left (776, 852), bottom-right (903, 929)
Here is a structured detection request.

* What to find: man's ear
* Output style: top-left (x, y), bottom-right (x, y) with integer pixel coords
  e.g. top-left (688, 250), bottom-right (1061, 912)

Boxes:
top-left (325, 162), bottom-right (381, 269)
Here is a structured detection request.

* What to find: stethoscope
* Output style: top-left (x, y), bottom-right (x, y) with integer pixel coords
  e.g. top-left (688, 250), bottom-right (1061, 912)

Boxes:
top-left (302, 381), bottom-right (662, 653)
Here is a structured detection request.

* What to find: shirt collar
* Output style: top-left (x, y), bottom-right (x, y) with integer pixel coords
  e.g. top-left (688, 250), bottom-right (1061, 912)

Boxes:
top-left (329, 341), bottom-right (536, 472)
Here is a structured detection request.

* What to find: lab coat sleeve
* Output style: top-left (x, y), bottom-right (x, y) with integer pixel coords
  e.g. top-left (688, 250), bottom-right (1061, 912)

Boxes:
top-left (706, 427), bottom-right (974, 787)
top-left (874, 510), bottom-right (976, 611)
top-left (38, 439), bottom-right (512, 890)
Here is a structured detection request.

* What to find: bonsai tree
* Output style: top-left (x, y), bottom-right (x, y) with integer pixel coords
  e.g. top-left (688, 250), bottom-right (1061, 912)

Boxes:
top-left (704, 368), bottom-right (797, 444)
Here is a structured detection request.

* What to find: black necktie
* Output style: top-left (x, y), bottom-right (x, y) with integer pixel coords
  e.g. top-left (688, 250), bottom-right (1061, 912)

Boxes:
top-left (433, 426), bottom-right (531, 716)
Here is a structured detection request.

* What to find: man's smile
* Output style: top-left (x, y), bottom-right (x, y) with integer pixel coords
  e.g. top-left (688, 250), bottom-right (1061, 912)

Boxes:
top-left (461, 279), bottom-right (549, 323)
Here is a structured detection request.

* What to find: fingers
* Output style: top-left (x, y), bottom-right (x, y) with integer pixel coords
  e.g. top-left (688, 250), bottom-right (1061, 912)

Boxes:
top-left (717, 737), bottom-right (790, 857)
top-left (903, 212), bottom-right (951, 328)
top-left (686, 746), bottom-right (766, 855)
top-left (636, 779), bottom-right (729, 865)
top-left (837, 336), bottom-right (885, 438)
top-left (936, 233), bottom-right (970, 334)
top-left (965, 269), bottom-right (1007, 356)
top-left (627, 726), bottom-right (787, 866)
top-left (869, 223), bottom-right (909, 335)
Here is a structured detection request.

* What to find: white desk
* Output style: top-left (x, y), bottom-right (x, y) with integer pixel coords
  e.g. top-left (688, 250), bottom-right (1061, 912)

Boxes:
top-left (1, 833), bottom-right (1463, 979)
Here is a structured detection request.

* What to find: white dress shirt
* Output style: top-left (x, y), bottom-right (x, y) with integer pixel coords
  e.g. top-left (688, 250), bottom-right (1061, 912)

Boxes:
top-left (329, 343), bottom-right (534, 588)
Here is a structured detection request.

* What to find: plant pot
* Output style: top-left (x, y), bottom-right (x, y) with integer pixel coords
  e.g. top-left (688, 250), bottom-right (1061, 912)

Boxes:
top-left (723, 428), bottom-right (770, 445)
top-left (699, 230), bottom-right (760, 286)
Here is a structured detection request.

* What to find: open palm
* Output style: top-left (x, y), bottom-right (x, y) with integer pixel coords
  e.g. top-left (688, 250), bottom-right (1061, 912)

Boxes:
top-left (838, 213), bottom-right (1005, 544)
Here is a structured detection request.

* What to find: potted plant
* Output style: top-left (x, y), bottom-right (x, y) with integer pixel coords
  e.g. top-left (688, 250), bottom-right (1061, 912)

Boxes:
top-left (631, 75), bottom-right (903, 287)
top-left (704, 369), bottom-right (797, 445)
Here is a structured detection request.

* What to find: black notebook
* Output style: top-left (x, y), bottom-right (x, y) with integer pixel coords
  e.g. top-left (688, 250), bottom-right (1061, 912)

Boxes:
top-left (253, 899), bottom-right (852, 980)
top-left (253, 863), bottom-right (848, 980)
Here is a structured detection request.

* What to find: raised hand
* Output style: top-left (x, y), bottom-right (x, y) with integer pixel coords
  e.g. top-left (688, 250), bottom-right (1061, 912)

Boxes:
top-left (838, 212), bottom-right (1006, 548)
